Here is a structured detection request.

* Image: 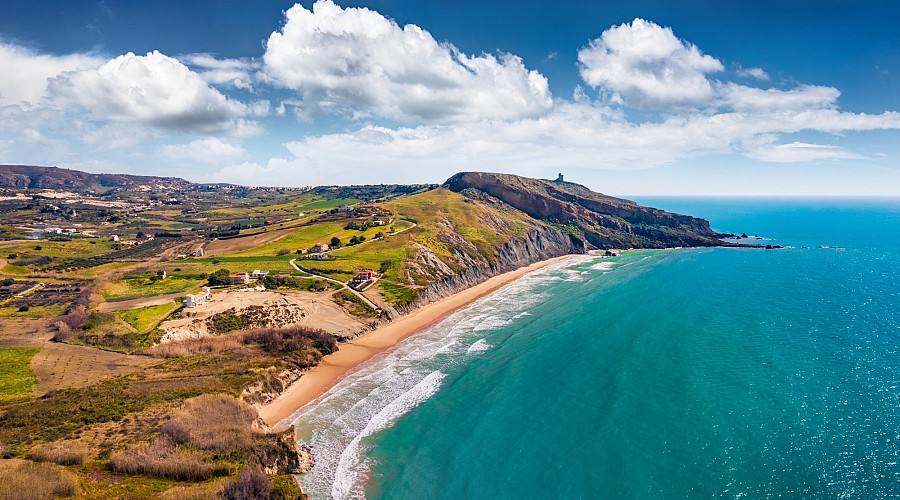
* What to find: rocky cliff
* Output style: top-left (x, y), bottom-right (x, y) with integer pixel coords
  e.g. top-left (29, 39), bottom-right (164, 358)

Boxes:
top-left (399, 224), bottom-right (586, 313)
top-left (445, 171), bottom-right (722, 249)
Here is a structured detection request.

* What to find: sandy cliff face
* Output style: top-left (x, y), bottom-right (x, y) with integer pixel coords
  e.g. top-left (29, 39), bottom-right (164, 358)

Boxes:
top-left (399, 224), bottom-right (585, 312)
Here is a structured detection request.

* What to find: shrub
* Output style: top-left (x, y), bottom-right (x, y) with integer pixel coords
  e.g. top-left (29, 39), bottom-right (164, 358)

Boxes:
top-left (176, 394), bottom-right (256, 453)
top-left (28, 441), bottom-right (88, 465)
top-left (207, 268), bottom-right (231, 286)
top-left (109, 439), bottom-right (229, 481)
top-left (222, 468), bottom-right (271, 500)
top-left (17, 305), bottom-right (29, 312)
top-left (149, 333), bottom-right (244, 357)
top-left (269, 474), bottom-right (303, 500)
top-left (0, 461), bottom-right (77, 500)
top-left (277, 248), bottom-right (291, 256)
top-left (159, 418), bottom-right (191, 445)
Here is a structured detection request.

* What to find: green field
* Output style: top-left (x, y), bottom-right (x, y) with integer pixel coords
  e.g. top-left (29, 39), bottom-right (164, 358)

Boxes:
top-left (188, 255), bottom-right (297, 274)
top-left (229, 219), bottom-right (407, 258)
top-left (0, 304), bottom-right (67, 318)
top-left (102, 274), bottom-right (206, 300)
top-left (0, 347), bottom-right (40, 404)
top-left (116, 302), bottom-right (177, 333)
top-left (0, 238), bottom-right (116, 259)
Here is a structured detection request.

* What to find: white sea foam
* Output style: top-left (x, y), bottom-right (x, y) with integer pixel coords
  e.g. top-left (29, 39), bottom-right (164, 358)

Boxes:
top-left (331, 371), bottom-right (446, 500)
top-left (590, 261), bottom-right (616, 271)
top-left (466, 338), bottom-right (492, 353)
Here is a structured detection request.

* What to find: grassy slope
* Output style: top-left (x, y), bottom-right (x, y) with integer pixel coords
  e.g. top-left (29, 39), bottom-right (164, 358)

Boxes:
top-left (101, 275), bottom-right (206, 300)
top-left (0, 347), bottom-right (40, 404)
top-left (116, 302), bottom-right (176, 333)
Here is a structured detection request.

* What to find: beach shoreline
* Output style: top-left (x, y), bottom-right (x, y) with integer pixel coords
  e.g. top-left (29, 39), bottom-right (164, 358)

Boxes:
top-left (258, 254), bottom-right (577, 431)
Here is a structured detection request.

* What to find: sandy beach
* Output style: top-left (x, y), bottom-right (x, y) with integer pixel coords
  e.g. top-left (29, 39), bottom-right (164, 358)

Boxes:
top-left (259, 255), bottom-right (575, 430)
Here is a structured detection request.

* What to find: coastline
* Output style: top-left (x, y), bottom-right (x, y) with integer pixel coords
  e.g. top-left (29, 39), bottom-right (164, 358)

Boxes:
top-left (258, 254), bottom-right (576, 431)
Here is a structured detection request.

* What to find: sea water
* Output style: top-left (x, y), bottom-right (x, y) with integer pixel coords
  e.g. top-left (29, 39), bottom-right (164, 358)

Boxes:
top-left (292, 197), bottom-right (900, 499)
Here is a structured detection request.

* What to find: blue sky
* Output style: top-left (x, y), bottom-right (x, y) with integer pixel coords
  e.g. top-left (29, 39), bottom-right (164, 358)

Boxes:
top-left (1, 0), bottom-right (898, 195)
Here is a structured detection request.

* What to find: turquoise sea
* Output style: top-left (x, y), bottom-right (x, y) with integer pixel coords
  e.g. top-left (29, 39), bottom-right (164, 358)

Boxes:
top-left (292, 198), bottom-right (900, 499)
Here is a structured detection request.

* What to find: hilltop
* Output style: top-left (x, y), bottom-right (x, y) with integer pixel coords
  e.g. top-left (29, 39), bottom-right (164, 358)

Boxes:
top-left (0, 164), bottom-right (195, 192)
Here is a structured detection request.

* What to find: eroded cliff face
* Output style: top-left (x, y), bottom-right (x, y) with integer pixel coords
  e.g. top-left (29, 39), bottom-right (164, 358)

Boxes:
top-left (445, 171), bottom-right (721, 248)
top-left (398, 224), bottom-right (585, 313)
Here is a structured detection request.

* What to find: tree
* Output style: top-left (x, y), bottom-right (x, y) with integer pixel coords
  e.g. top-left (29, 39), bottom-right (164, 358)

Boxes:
top-left (207, 268), bottom-right (232, 286)
top-left (330, 236), bottom-right (342, 248)
top-left (374, 231), bottom-right (385, 239)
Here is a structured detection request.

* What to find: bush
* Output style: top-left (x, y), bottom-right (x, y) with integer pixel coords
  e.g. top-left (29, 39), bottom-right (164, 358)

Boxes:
top-left (207, 268), bottom-right (232, 286)
top-left (159, 418), bottom-right (191, 445)
top-left (175, 394), bottom-right (256, 453)
top-left (0, 461), bottom-right (77, 500)
top-left (277, 248), bottom-right (291, 256)
top-left (109, 439), bottom-right (229, 481)
top-left (222, 468), bottom-right (271, 500)
top-left (149, 333), bottom-right (245, 357)
top-left (269, 474), bottom-right (303, 500)
top-left (17, 305), bottom-right (29, 312)
top-left (28, 441), bottom-right (88, 465)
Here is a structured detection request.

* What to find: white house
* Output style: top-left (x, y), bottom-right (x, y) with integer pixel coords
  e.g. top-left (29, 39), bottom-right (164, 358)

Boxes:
top-left (250, 270), bottom-right (269, 279)
top-left (184, 287), bottom-right (212, 308)
top-left (192, 247), bottom-right (204, 257)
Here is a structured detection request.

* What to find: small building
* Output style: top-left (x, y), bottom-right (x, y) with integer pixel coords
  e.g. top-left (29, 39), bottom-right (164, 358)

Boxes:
top-left (354, 269), bottom-right (377, 281)
top-left (229, 272), bottom-right (251, 285)
top-left (314, 242), bottom-right (329, 253)
top-left (192, 247), bottom-right (204, 257)
top-left (250, 270), bottom-right (269, 279)
top-left (110, 235), bottom-right (120, 242)
top-left (156, 270), bottom-right (167, 280)
top-left (339, 205), bottom-right (354, 212)
top-left (184, 286), bottom-right (212, 308)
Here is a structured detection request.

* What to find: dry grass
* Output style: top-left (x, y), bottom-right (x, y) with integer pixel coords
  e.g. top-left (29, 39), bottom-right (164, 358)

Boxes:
top-left (149, 332), bottom-right (245, 358)
top-left (0, 460), bottom-right (77, 499)
top-left (27, 441), bottom-right (88, 465)
top-left (158, 480), bottom-right (225, 500)
top-left (107, 395), bottom-right (257, 482)
top-left (108, 439), bottom-right (229, 482)
top-left (175, 394), bottom-right (258, 452)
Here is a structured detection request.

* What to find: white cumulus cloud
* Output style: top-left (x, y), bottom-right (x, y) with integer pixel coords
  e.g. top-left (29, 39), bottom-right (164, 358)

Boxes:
top-left (736, 66), bottom-right (770, 80)
top-left (578, 18), bottom-right (724, 108)
top-left (0, 43), bottom-right (103, 107)
top-left (262, 0), bottom-right (552, 122)
top-left (50, 50), bottom-right (253, 132)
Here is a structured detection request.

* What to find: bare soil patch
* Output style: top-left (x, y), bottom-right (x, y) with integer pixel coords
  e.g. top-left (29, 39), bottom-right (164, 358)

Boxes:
top-left (159, 288), bottom-right (367, 342)
top-left (30, 342), bottom-right (154, 394)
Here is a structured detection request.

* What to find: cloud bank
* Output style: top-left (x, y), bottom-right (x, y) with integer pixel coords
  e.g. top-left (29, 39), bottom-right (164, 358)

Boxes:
top-left (263, 0), bottom-right (552, 122)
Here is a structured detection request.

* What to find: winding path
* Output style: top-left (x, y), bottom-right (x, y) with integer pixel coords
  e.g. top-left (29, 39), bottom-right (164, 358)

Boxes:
top-left (288, 259), bottom-right (382, 313)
